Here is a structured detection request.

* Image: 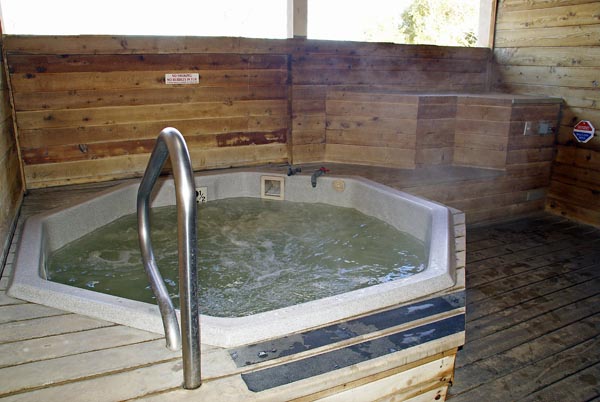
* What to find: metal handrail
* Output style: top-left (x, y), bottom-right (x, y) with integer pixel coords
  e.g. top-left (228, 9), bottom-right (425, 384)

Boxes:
top-left (137, 127), bottom-right (201, 389)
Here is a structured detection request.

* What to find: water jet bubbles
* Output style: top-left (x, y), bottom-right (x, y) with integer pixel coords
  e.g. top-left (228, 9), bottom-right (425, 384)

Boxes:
top-left (47, 198), bottom-right (426, 317)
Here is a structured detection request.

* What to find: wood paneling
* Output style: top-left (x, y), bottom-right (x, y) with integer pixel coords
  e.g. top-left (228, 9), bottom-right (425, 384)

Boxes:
top-left (6, 43), bottom-right (290, 188)
top-left (289, 41), bottom-right (489, 165)
top-left (494, 0), bottom-right (600, 227)
top-left (495, 2), bottom-right (600, 30)
top-left (0, 39), bottom-right (24, 273)
top-left (319, 88), bottom-right (559, 224)
top-left (3, 35), bottom-right (292, 55)
top-left (455, 97), bottom-right (512, 169)
top-left (324, 90), bottom-right (418, 168)
top-left (415, 96), bottom-right (456, 166)
top-left (495, 25), bottom-right (600, 47)
top-left (5, 36), bottom-right (491, 184)
top-left (4, 32), bottom-right (570, 225)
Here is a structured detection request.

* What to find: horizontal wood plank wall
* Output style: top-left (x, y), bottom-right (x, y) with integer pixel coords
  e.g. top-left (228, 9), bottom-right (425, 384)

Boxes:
top-left (416, 96), bottom-right (456, 166)
top-left (493, 0), bottom-right (600, 227)
top-left (324, 90), bottom-right (419, 168)
top-left (5, 37), bottom-right (292, 188)
top-left (291, 42), bottom-right (491, 165)
top-left (455, 97), bottom-right (512, 169)
top-left (5, 36), bottom-right (491, 187)
top-left (321, 91), bottom-right (461, 168)
top-left (460, 100), bottom-right (560, 222)
top-left (398, 94), bottom-right (560, 225)
top-left (0, 37), bottom-right (24, 272)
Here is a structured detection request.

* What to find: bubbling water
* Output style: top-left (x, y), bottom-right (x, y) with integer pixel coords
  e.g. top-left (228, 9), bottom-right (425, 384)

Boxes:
top-left (47, 198), bottom-right (426, 317)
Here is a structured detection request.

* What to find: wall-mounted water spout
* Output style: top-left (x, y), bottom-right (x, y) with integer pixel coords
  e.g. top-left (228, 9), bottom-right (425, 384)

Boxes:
top-left (311, 167), bottom-right (330, 188)
top-left (287, 164), bottom-right (302, 176)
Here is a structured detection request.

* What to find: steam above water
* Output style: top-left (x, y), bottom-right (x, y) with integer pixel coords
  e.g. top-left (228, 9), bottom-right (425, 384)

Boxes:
top-left (47, 198), bottom-right (426, 317)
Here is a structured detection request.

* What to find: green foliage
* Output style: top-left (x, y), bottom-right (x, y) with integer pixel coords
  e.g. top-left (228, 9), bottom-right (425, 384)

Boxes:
top-left (398, 0), bottom-right (478, 46)
top-left (362, 0), bottom-right (478, 46)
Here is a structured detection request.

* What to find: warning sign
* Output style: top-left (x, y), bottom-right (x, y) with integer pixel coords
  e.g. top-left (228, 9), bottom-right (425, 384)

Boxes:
top-left (572, 120), bottom-right (595, 143)
top-left (165, 73), bottom-right (200, 85)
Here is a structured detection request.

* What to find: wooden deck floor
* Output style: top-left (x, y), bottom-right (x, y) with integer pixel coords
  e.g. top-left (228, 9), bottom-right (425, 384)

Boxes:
top-left (0, 177), bottom-right (599, 401)
top-left (449, 215), bottom-right (600, 402)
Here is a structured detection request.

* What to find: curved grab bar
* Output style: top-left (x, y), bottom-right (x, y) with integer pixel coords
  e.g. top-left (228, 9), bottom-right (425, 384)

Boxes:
top-left (137, 127), bottom-right (201, 389)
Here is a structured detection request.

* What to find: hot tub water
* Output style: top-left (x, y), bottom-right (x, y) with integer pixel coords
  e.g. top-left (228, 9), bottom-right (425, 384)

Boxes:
top-left (47, 197), bottom-right (426, 317)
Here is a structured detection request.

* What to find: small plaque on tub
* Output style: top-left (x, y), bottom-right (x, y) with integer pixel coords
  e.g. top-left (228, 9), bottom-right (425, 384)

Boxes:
top-left (332, 179), bottom-right (345, 192)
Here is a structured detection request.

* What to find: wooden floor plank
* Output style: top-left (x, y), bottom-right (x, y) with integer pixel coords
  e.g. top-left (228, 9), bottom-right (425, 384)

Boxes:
top-left (463, 238), bottom-right (504, 253)
top-left (458, 295), bottom-right (600, 369)
top-left (467, 242), bottom-right (600, 288)
top-left (452, 333), bottom-right (600, 401)
top-left (521, 362), bottom-right (600, 402)
top-left (0, 314), bottom-right (115, 344)
top-left (467, 281), bottom-right (600, 342)
top-left (466, 236), bottom-right (600, 275)
top-left (0, 303), bottom-right (68, 324)
top-left (501, 337), bottom-right (600, 399)
top-left (0, 361), bottom-right (183, 402)
top-left (466, 237), bottom-right (547, 263)
top-left (0, 339), bottom-right (179, 397)
top-left (467, 254), bottom-right (600, 305)
top-left (449, 215), bottom-right (600, 402)
top-left (467, 264), bottom-right (600, 322)
top-left (0, 326), bottom-right (161, 368)
top-left (465, 215), bottom-right (573, 244)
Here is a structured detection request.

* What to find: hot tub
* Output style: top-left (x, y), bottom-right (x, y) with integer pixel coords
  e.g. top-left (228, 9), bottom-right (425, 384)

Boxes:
top-left (8, 170), bottom-right (456, 348)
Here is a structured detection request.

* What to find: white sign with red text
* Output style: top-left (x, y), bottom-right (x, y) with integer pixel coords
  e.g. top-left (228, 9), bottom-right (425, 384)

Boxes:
top-left (165, 73), bottom-right (200, 85)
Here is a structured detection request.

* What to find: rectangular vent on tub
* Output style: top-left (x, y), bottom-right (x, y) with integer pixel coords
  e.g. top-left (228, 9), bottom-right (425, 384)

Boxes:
top-left (261, 176), bottom-right (285, 200)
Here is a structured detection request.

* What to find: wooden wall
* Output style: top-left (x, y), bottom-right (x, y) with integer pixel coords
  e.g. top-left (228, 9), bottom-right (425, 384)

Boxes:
top-left (313, 85), bottom-right (561, 226)
top-left (3, 36), bottom-right (491, 188)
top-left (416, 96), bottom-right (456, 166)
top-left (493, 0), bottom-right (600, 226)
top-left (0, 36), bottom-right (24, 271)
top-left (292, 43), bottom-right (491, 165)
top-left (324, 90), bottom-right (419, 168)
top-left (5, 37), bottom-right (291, 188)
